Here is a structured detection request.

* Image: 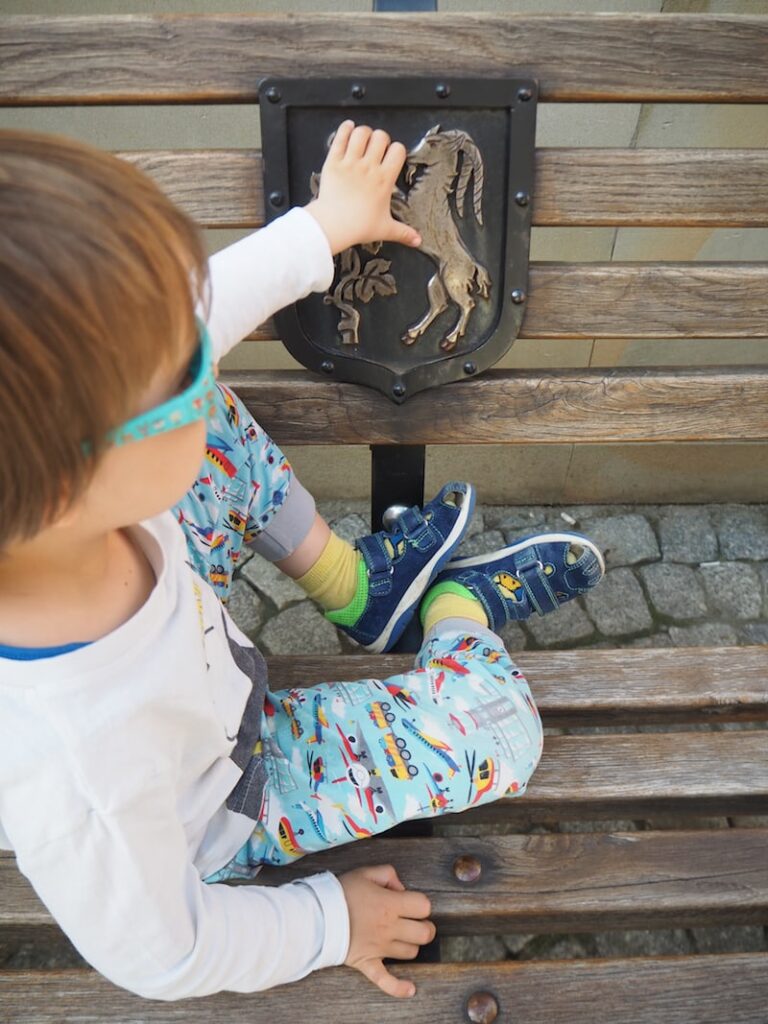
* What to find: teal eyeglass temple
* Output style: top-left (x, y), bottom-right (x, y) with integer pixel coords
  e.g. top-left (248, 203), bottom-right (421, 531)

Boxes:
top-left (107, 316), bottom-right (217, 448)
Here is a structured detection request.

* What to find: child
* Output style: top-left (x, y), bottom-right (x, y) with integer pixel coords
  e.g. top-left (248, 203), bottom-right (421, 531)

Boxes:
top-left (0, 122), bottom-right (604, 1002)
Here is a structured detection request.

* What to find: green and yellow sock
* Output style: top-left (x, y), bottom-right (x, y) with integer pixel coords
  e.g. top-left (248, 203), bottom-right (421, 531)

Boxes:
top-left (420, 581), bottom-right (489, 634)
top-left (297, 529), bottom-right (411, 626)
top-left (296, 532), bottom-right (360, 609)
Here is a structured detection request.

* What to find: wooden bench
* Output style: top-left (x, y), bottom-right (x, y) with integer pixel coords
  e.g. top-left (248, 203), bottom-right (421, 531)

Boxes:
top-left (2, 10), bottom-right (768, 1023)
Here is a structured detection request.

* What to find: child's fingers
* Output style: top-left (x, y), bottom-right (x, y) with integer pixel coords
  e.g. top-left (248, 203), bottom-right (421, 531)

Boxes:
top-left (365, 128), bottom-right (391, 165)
top-left (381, 140), bottom-right (407, 179)
top-left (395, 888), bottom-right (432, 919)
top-left (364, 863), bottom-right (406, 891)
top-left (396, 917), bottom-right (437, 948)
top-left (345, 124), bottom-right (374, 160)
top-left (361, 958), bottom-right (416, 999)
top-left (387, 941), bottom-right (421, 961)
top-left (327, 120), bottom-right (355, 161)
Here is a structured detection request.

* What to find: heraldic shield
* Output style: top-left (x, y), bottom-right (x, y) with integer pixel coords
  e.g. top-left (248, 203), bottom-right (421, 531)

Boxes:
top-left (260, 78), bottom-right (538, 403)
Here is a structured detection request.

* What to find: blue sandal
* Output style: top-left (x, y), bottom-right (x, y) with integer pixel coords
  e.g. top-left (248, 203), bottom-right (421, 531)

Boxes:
top-left (327, 482), bottom-right (476, 652)
top-left (425, 532), bottom-right (605, 630)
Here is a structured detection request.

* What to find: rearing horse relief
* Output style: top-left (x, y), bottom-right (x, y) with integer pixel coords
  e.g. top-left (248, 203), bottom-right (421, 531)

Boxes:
top-left (392, 126), bottom-right (491, 352)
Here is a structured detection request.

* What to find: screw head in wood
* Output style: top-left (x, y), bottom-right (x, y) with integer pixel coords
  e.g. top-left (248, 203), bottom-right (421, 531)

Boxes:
top-left (466, 991), bottom-right (499, 1024)
top-left (453, 854), bottom-right (482, 882)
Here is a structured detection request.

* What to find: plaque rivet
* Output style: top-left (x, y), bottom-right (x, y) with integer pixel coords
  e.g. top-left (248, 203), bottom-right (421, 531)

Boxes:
top-left (269, 190), bottom-right (285, 208)
top-left (511, 289), bottom-right (527, 304)
top-left (463, 362), bottom-right (477, 376)
top-left (351, 83), bottom-right (366, 99)
top-left (466, 991), bottom-right (499, 1024)
top-left (320, 360), bottom-right (335, 374)
top-left (436, 83), bottom-right (451, 99)
top-left (453, 854), bottom-right (482, 882)
top-left (265, 86), bottom-right (281, 104)
top-left (514, 191), bottom-right (530, 207)
top-left (517, 87), bottom-right (533, 102)
top-left (392, 382), bottom-right (406, 398)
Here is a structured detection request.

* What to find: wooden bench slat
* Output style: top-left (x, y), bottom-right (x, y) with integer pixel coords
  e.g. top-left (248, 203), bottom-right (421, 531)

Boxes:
top-left (267, 647), bottom-right (768, 727)
top-left (118, 149), bottom-right (768, 229)
top-left (225, 366), bottom-right (768, 446)
top-left (248, 829), bottom-right (768, 934)
top-left (4, 956), bottom-right (768, 1024)
top-left (493, 731), bottom-right (768, 821)
top-left (243, 262), bottom-right (768, 342)
top-left (4, 830), bottom-right (767, 935)
top-left (3, 15), bottom-right (768, 104)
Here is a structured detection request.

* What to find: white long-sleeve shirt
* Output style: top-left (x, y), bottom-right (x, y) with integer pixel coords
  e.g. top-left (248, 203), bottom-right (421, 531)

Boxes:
top-left (0, 208), bottom-right (349, 1000)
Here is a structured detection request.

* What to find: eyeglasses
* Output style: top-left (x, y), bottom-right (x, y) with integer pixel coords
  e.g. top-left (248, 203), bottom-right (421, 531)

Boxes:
top-left (108, 317), bottom-right (217, 447)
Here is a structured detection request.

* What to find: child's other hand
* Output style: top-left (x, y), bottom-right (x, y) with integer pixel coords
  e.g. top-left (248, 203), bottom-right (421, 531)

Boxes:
top-left (339, 863), bottom-right (435, 999)
top-left (306, 120), bottom-right (422, 256)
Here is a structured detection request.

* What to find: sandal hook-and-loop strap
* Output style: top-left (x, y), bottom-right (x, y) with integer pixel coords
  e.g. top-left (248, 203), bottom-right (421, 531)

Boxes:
top-left (514, 548), bottom-right (561, 615)
top-left (394, 506), bottom-right (439, 553)
top-left (356, 534), bottom-right (395, 596)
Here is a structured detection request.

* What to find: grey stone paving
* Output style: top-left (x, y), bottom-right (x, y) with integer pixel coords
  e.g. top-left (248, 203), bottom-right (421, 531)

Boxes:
top-left (227, 501), bottom-right (768, 656)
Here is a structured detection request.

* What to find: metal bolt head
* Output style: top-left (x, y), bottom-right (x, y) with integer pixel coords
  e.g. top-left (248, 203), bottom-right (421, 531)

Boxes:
top-left (269, 190), bottom-right (285, 208)
top-left (320, 360), bottom-right (334, 374)
top-left (466, 991), bottom-right (499, 1024)
top-left (392, 382), bottom-right (406, 398)
top-left (265, 86), bottom-right (281, 104)
top-left (517, 86), bottom-right (532, 102)
top-left (453, 854), bottom-right (482, 883)
top-left (463, 361), bottom-right (477, 376)
top-left (511, 289), bottom-right (527, 304)
top-left (436, 82), bottom-right (451, 99)
top-left (351, 83), bottom-right (366, 99)
top-left (382, 505), bottom-right (409, 532)
top-left (514, 190), bottom-right (530, 207)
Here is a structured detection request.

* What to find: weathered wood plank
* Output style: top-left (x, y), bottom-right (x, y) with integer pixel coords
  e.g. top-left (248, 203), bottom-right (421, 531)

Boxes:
top-left (522, 263), bottom-right (768, 339)
top-left (4, 830), bottom-right (767, 935)
top-left (491, 731), bottom-right (768, 822)
top-left (266, 647), bottom-right (768, 726)
top-left (118, 148), bottom-right (768, 229)
top-left (3, 15), bottom-right (768, 104)
top-left (3, 956), bottom-right (768, 1024)
top-left (534, 148), bottom-right (768, 227)
top-left (235, 830), bottom-right (768, 933)
top-left (223, 366), bottom-right (768, 446)
top-left (243, 263), bottom-right (768, 342)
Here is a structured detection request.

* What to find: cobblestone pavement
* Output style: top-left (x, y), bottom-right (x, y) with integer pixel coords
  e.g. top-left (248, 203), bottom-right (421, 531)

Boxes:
top-left (228, 501), bottom-right (768, 656)
top-left (227, 501), bottom-right (768, 964)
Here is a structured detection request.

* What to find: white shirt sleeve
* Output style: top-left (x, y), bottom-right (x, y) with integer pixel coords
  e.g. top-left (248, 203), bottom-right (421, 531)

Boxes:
top-left (16, 788), bottom-right (350, 1000)
top-left (202, 207), bottom-right (335, 363)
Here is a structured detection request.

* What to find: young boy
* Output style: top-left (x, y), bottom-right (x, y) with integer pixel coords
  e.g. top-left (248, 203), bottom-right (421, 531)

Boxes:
top-left (0, 123), bottom-right (603, 1002)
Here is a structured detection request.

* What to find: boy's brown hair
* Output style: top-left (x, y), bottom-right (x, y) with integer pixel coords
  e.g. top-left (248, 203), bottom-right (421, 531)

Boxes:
top-left (0, 130), bottom-right (209, 548)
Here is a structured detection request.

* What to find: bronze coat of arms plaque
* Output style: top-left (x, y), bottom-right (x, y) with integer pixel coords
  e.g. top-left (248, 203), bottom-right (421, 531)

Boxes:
top-left (259, 77), bottom-right (538, 403)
